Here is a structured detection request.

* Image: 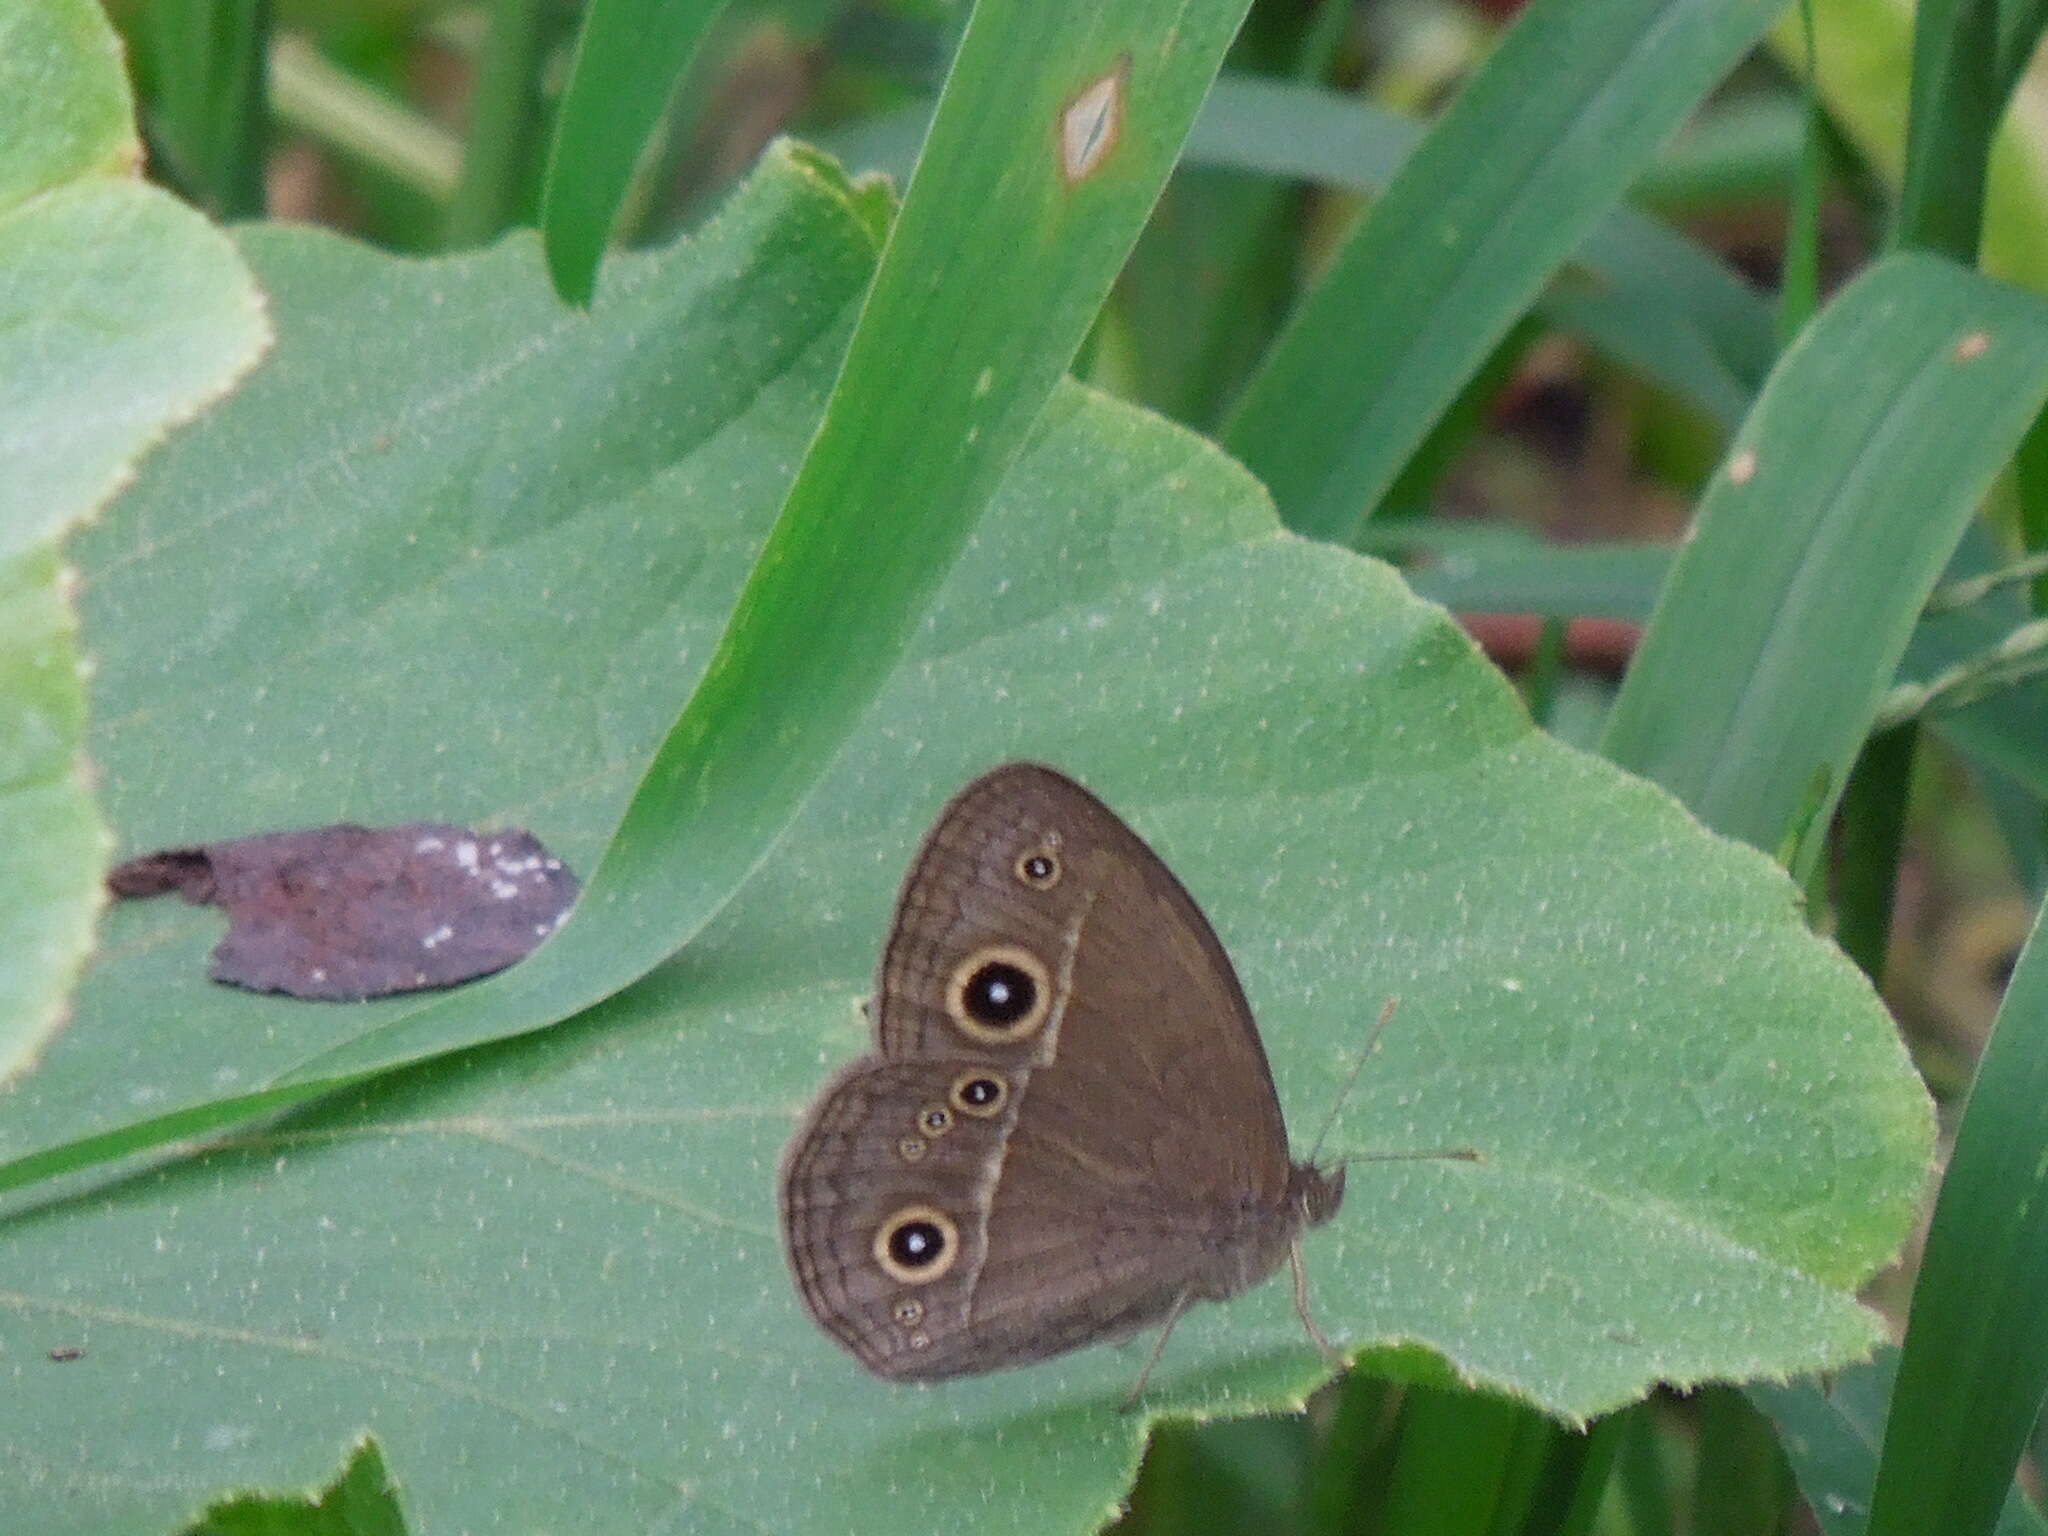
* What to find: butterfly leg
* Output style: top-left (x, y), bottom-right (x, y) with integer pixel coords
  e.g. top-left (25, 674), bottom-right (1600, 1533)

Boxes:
top-left (1290, 1240), bottom-right (1345, 1369)
top-left (1118, 1288), bottom-right (1194, 1412)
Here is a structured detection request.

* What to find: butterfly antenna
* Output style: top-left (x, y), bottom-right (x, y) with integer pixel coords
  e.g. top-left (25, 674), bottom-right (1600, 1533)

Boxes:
top-left (1305, 996), bottom-right (1398, 1168)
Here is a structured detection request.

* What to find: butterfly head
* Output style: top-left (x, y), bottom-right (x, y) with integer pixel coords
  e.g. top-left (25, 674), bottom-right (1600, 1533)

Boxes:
top-left (1290, 1160), bottom-right (1345, 1228)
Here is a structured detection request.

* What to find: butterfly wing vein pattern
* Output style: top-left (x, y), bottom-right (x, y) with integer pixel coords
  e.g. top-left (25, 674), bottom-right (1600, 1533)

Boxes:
top-left (778, 762), bottom-right (1344, 1383)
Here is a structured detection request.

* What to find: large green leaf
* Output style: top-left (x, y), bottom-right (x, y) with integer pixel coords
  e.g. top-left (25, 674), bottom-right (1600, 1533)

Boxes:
top-left (0, 0), bottom-right (131, 208)
top-left (0, 0), bottom-right (268, 1087)
top-left (0, 150), bottom-right (1927, 1535)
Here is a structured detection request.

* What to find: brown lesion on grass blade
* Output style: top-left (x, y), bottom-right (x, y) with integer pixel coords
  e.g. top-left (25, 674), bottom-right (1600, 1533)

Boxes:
top-left (109, 822), bottom-right (580, 1001)
top-left (1058, 54), bottom-right (1131, 185)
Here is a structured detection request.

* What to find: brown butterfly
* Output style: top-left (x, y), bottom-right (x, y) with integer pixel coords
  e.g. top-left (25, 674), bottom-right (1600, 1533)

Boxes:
top-left (778, 762), bottom-right (1350, 1398)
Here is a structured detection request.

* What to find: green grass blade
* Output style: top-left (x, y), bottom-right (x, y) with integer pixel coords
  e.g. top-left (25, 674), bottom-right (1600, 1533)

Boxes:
top-left (1376, 1389), bottom-right (1559, 1536)
top-left (1304, 1374), bottom-right (1401, 1534)
top-left (1600, 253), bottom-right (2048, 853)
top-left (1691, 1386), bottom-right (1792, 1535)
top-left (1521, 614), bottom-right (1570, 730)
top-left (267, 35), bottom-right (461, 199)
top-left (2016, 406), bottom-right (2048, 611)
top-left (1750, 1370), bottom-right (1887, 1536)
top-left (1518, 1415), bottom-right (1624, 1536)
top-left (1997, 0), bottom-right (2048, 84)
top-left (1777, 0), bottom-right (1825, 345)
top-left (1771, 0), bottom-right (2048, 289)
top-left (1112, 167), bottom-right (1298, 429)
top-left (1831, 726), bottom-right (1916, 981)
top-left (1754, 1351), bottom-right (2048, 1536)
top-left (1189, 76), bottom-right (1777, 403)
top-left (1979, 763), bottom-right (2048, 896)
top-left (1406, 524), bottom-right (2048, 640)
top-left (1540, 281), bottom-right (1754, 430)
top-left (1868, 892), bottom-right (2048, 1536)
top-left (139, 0), bottom-right (269, 219)
top-left (1912, 523), bottom-right (2048, 804)
top-left (0, 1078), bottom-right (348, 1200)
top-left (1123, 1417), bottom-right (1312, 1534)
top-left (831, 76), bottom-right (1776, 429)
top-left (1361, 1390), bottom-right (1614, 1536)
top-left (540, 0), bottom-right (732, 304)
top-left (1383, 318), bottom-right (1545, 517)
top-left (1108, 0), bottom-right (1340, 430)
top-left (444, 0), bottom-right (560, 247)
top-left (1393, 518), bottom-right (2048, 854)
top-left (1638, 91), bottom-right (1807, 209)
top-left (1383, 527), bottom-right (1671, 621)
top-left (1222, 0), bottom-right (1782, 540)
top-left (1894, 0), bottom-right (2003, 259)
top-left (1614, 1403), bottom-right (1679, 1536)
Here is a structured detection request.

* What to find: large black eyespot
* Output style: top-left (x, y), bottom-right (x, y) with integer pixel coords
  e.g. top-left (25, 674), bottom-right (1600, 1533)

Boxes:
top-left (945, 945), bottom-right (1052, 1043)
top-left (873, 1204), bottom-right (959, 1283)
top-left (966, 963), bottom-right (1033, 1024)
top-left (949, 1070), bottom-right (1009, 1117)
top-left (1014, 846), bottom-right (1062, 888)
top-left (891, 1222), bottom-right (942, 1266)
